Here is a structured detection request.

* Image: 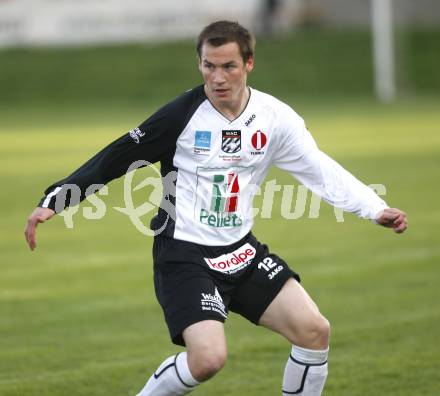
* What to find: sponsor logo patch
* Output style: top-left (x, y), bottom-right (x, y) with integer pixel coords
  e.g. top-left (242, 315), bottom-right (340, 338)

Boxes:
top-left (201, 287), bottom-right (227, 318)
top-left (250, 130), bottom-right (267, 155)
top-left (204, 243), bottom-right (256, 274)
top-left (199, 172), bottom-right (242, 227)
top-left (129, 127), bottom-right (146, 144)
top-left (222, 130), bottom-right (241, 154)
top-left (195, 166), bottom-right (254, 229)
top-left (194, 130), bottom-right (211, 155)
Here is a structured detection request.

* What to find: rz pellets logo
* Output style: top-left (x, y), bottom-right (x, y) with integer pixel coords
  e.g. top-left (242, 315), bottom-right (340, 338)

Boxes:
top-left (199, 172), bottom-right (243, 227)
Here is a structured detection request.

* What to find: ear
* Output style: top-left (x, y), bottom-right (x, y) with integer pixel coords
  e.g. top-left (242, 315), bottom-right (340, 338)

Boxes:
top-left (198, 56), bottom-right (202, 72)
top-left (246, 55), bottom-right (254, 73)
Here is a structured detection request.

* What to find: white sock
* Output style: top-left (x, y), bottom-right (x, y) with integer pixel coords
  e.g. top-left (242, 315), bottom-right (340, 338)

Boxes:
top-left (282, 345), bottom-right (329, 395)
top-left (136, 352), bottom-right (199, 396)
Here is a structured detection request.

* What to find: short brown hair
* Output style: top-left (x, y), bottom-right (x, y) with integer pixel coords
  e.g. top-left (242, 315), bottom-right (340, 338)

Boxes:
top-left (197, 20), bottom-right (255, 63)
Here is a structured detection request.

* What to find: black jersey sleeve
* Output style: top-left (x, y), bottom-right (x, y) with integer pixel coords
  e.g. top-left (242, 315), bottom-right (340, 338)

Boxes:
top-left (38, 85), bottom-right (206, 212)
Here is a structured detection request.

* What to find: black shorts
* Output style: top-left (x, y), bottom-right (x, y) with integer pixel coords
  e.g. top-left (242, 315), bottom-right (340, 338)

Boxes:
top-left (153, 233), bottom-right (300, 346)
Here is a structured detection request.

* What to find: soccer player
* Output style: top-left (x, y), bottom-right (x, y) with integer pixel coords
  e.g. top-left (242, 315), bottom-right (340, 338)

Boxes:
top-left (25, 21), bottom-right (407, 395)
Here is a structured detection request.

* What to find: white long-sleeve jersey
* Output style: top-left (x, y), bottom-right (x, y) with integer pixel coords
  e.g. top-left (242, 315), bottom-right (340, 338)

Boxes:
top-left (39, 85), bottom-right (388, 245)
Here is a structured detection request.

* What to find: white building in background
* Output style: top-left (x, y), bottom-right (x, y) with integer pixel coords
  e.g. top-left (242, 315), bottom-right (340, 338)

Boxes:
top-left (0, 0), bottom-right (438, 48)
top-left (0, 0), bottom-right (302, 47)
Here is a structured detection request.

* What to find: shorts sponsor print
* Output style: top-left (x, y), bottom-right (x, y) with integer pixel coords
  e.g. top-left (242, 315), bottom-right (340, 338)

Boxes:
top-left (204, 243), bottom-right (256, 274)
top-left (200, 287), bottom-right (227, 318)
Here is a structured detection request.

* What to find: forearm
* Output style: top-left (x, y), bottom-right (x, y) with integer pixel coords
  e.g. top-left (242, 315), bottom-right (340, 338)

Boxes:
top-left (287, 149), bottom-right (388, 220)
top-left (38, 133), bottom-right (145, 212)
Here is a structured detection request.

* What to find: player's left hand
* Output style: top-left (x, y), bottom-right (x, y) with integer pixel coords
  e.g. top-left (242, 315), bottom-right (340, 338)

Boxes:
top-left (24, 207), bottom-right (56, 251)
top-left (375, 208), bottom-right (407, 234)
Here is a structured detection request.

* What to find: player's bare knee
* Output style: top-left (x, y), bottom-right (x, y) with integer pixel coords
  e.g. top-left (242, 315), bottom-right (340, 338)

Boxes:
top-left (305, 314), bottom-right (330, 349)
top-left (290, 313), bottom-right (330, 349)
top-left (316, 315), bottom-right (330, 346)
top-left (188, 348), bottom-right (227, 382)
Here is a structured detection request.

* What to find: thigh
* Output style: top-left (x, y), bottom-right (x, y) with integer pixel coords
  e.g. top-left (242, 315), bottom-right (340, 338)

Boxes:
top-left (229, 249), bottom-right (299, 324)
top-left (183, 320), bottom-right (227, 359)
top-left (154, 269), bottom-right (230, 346)
top-left (259, 277), bottom-right (327, 346)
top-left (153, 237), bottom-right (231, 346)
top-left (183, 320), bottom-right (228, 381)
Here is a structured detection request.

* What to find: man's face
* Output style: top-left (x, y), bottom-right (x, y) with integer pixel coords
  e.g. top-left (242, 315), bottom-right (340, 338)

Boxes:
top-left (199, 41), bottom-right (254, 107)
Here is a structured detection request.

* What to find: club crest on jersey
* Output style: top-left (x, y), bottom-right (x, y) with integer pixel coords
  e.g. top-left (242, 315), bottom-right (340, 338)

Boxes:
top-left (221, 130), bottom-right (241, 154)
top-left (250, 130), bottom-right (267, 155)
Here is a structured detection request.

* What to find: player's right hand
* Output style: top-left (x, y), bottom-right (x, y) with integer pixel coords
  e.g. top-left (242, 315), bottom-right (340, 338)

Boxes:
top-left (24, 207), bottom-right (55, 251)
top-left (375, 207), bottom-right (408, 234)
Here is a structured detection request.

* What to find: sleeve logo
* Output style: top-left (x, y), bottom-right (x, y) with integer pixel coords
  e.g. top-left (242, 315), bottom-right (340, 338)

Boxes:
top-left (128, 127), bottom-right (146, 144)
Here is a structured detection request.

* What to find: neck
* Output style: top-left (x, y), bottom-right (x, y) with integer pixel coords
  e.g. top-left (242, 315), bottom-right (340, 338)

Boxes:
top-left (205, 85), bottom-right (250, 121)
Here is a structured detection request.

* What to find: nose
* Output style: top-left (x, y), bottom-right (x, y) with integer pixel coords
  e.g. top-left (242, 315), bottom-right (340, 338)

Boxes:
top-left (212, 68), bottom-right (226, 84)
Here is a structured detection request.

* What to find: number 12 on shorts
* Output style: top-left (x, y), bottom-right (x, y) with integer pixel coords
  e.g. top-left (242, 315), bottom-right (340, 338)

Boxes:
top-left (258, 257), bottom-right (284, 280)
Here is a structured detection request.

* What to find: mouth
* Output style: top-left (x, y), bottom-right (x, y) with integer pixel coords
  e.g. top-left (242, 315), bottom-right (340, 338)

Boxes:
top-left (214, 88), bottom-right (229, 96)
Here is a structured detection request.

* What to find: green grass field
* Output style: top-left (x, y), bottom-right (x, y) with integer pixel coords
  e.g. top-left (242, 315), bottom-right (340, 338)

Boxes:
top-left (1, 30), bottom-right (439, 395)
